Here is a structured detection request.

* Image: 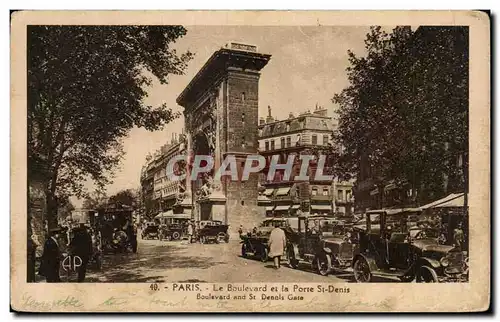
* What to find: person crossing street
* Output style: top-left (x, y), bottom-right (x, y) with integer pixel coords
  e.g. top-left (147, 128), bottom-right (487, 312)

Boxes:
top-left (268, 221), bottom-right (287, 269)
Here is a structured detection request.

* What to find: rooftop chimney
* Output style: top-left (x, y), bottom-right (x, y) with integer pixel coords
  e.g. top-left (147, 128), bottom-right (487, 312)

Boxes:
top-left (313, 106), bottom-right (328, 117)
top-left (266, 105), bottom-right (274, 123)
top-left (288, 112), bottom-right (295, 119)
top-left (259, 117), bottom-right (266, 125)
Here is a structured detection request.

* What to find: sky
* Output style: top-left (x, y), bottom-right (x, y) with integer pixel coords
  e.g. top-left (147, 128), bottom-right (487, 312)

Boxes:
top-left (72, 25), bottom-right (377, 207)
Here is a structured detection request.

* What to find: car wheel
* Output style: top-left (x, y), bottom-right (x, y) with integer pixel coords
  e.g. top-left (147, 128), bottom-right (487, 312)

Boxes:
top-left (241, 244), bottom-right (248, 258)
top-left (317, 254), bottom-right (332, 276)
top-left (217, 233), bottom-right (226, 244)
top-left (287, 247), bottom-right (299, 269)
top-left (417, 266), bottom-right (438, 283)
top-left (260, 247), bottom-right (269, 262)
top-left (353, 257), bottom-right (372, 283)
top-left (172, 232), bottom-right (181, 240)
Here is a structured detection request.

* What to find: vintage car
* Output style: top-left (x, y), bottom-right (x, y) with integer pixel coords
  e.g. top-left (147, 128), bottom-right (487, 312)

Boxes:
top-left (286, 214), bottom-right (359, 276)
top-left (240, 218), bottom-right (294, 262)
top-left (352, 208), bottom-right (468, 283)
top-left (155, 212), bottom-right (191, 241)
top-left (95, 204), bottom-right (137, 253)
top-left (141, 222), bottom-right (160, 240)
top-left (158, 223), bottom-right (184, 241)
top-left (198, 220), bottom-right (229, 244)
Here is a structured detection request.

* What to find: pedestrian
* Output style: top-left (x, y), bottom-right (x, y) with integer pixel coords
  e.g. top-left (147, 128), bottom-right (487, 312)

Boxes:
top-left (126, 222), bottom-right (137, 253)
top-left (268, 221), bottom-right (286, 269)
top-left (70, 219), bottom-right (93, 282)
top-left (39, 227), bottom-right (63, 282)
top-left (187, 221), bottom-right (194, 243)
top-left (453, 222), bottom-right (465, 249)
top-left (238, 225), bottom-right (243, 237)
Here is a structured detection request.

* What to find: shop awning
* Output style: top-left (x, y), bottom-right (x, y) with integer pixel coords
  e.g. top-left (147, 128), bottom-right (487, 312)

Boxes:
top-left (291, 205), bottom-right (300, 209)
top-left (264, 189), bottom-right (275, 196)
top-left (421, 193), bottom-right (467, 209)
top-left (276, 187), bottom-right (291, 196)
top-left (274, 205), bottom-right (291, 211)
top-left (310, 205), bottom-right (332, 211)
top-left (154, 210), bottom-right (174, 219)
top-left (265, 206), bottom-right (275, 211)
top-left (170, 213), bottom-right (191, 219)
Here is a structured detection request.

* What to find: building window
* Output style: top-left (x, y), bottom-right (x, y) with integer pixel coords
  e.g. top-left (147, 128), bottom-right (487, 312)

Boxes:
top-left (286, 136), bottom-right (291, 147)
top-left (323, 135), bottom-right (329, 145)
top-left (322, 188), bottom-right (329, 196)
top-left (338, 190), bottom-right (344, 201)
top-left (241, 92), bottom-right (246, 102)
top-left (242, 136), bottom-right (246, 148)
top-left (312, 134), bottom-right (318, 145)
top-left (242, 112), bottom-right (245, 124)
top-left (281, 137), bottom-right (285, 149)
top-left (265, 141), bottom-right (269, 151)
top-left (346, 190), bottom-right (352, 201)
top-left (311, 187), bottom-right (318, 196)
top-left (286, 123), bottom-right (290, 132)
top-left (296, 134), bottom-right (301, 146)
top-left (270, 140), bottom-right (275, 150)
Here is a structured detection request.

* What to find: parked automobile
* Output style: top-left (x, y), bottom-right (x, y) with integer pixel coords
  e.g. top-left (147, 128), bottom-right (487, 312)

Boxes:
top-left (240, 217), bottom-right (294, 262)
top-left (141, 222), bottom-right (159, 240)
top-left (286, 214), bottom-right (359, 276)
top-left (158, 223), bottom-right (184, 241)
top-left (352, 208), bottom-right (468, 283)
top-left (198, 220), bottom-right (229, 244)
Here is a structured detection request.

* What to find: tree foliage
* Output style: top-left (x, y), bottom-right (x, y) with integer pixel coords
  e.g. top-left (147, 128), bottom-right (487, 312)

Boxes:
top-left (28, 26), bottom-right (193, 227)
top-left (108, 189), bottom-right (139, 208)
top-left (333, 26), bottom-right (468, 206)
top-left (82, 190), bottom-right (108, 210)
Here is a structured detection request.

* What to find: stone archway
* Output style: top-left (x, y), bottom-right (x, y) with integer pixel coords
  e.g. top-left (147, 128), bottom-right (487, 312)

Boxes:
top-left (177, 43), bottom-right (271, 235)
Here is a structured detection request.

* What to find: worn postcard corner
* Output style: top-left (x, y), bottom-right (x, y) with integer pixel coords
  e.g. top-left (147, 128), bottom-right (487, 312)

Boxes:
top-left (10, 10), bottom-right (490, 313)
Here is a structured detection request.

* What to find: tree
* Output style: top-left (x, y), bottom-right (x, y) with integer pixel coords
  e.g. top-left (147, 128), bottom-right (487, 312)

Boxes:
top-left (28, 26), bottom-right (193, 228)
top-left (108, 189), bottom-right (139, 208)
top-left (82, 190), bottom-right (108, 210)
top-left (56, 196), bottom-right (75, 222)
top-left (333, 26), bottom-right (468, 207)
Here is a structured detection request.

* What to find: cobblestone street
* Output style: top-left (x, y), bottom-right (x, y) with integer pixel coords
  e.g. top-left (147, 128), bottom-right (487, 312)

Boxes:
top-left (83, 234), bottom-right (354, 283)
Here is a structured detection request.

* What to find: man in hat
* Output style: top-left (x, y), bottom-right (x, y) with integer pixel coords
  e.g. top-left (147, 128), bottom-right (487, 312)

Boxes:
top-left (70, 218), bottom-right (93, 282)
top-left (39, 226), bottom-right (63, 282)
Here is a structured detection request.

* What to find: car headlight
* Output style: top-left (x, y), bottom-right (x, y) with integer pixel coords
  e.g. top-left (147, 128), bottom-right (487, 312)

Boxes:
top-left (440, 256), bottom-right (449, 267)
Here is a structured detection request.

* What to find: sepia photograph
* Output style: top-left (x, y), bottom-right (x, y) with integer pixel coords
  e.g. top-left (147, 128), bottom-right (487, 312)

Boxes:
top-left (11, 10), bottom-right (490, 312)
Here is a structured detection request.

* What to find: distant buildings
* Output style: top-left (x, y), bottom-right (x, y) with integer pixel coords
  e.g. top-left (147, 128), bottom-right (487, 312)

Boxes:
top-left (140, 133), bottom-right (192, 218)
top-left (257, 105), bottom-right (354, 217)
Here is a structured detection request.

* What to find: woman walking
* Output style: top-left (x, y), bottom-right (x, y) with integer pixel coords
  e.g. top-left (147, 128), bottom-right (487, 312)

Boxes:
top-left (268, 222), bottom-right (286, 269)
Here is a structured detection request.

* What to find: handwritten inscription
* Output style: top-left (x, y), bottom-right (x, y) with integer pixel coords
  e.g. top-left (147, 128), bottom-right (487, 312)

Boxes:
top-left (19, 283), bottom-right (362, 312)
top-left (21, 293), bottom-right (83, 310)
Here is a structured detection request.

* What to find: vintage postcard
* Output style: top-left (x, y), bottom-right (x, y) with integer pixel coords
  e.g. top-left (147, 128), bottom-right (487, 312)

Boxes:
top-left (11, 10), bottom-right (490, 312)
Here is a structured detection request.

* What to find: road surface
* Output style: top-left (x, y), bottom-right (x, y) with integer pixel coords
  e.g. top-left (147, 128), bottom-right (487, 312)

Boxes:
top-left (84, 236), bottom-right (356, 283)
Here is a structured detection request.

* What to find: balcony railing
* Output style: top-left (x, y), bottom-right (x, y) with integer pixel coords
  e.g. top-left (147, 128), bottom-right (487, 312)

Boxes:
top-left (311, 195), bottom-right (332, 201)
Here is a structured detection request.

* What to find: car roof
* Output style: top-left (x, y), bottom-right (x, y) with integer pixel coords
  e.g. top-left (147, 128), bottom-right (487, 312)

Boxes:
top-left (366, 208), bottom-right (422, 215)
